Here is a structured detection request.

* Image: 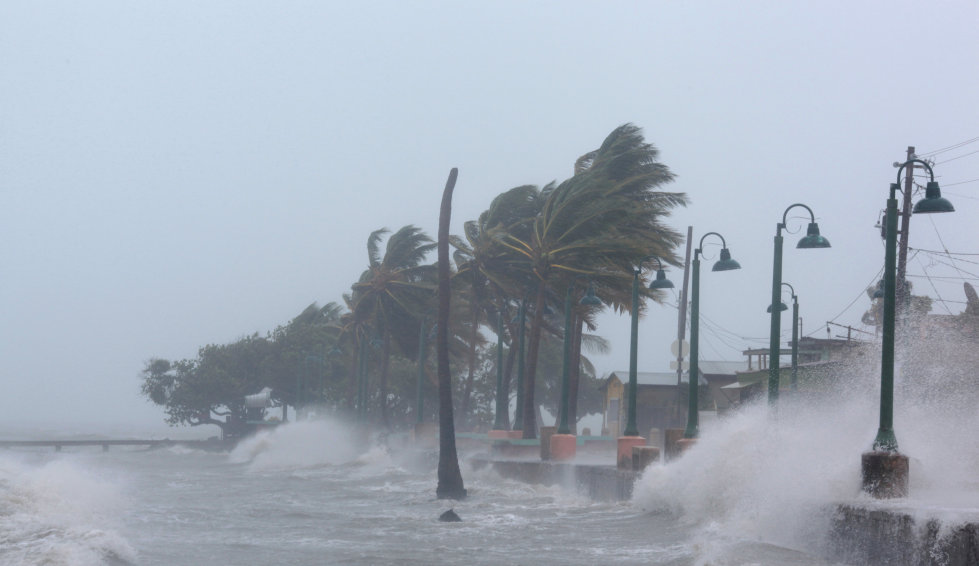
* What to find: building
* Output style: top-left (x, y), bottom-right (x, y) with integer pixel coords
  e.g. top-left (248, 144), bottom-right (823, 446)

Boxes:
top-left (600, 360), bottom-right (750, 437)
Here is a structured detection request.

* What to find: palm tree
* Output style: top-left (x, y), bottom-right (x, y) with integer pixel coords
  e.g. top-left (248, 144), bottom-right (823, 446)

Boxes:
top-left (451, 185), bottom-right (542, 428)
top-left (346, 225), bottom-right (437, 428)
top-left (436, 168), bottom-right (466, 500)
top-left (499, 124), bottom-right (687, 438)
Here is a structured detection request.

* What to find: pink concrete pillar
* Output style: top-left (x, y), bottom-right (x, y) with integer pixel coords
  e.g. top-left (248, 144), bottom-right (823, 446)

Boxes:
top-left (617, 436), bottom-right (646, 469)
top-left (550, 434), bottom-right (577, 461)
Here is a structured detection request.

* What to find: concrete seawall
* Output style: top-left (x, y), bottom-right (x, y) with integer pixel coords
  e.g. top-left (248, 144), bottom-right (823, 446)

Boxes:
top-left (469, 455), bottom-right (637, 501)
top-left (467, 452), bottom-right (979, 566)
top-left (829, 505), bottom-right (979, 566)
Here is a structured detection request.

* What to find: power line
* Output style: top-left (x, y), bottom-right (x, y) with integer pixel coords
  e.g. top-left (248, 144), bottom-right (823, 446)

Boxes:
top-left (936, 149), bottom-right (979, 165)
top-left (826, 266), bottom-right (884, 324)
top-left (917, 136), bottom-right (979, 158)
top-left (915, 254), bottom-right (954, 315)
top-left (943, 178), bottom-right (979, 188)
top-left (911, 247), bottom-right (979, 257)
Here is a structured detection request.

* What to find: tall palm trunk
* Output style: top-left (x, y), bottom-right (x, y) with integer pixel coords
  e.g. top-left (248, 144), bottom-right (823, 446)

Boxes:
top-left (460, 304), bottom-right (479, 430)
top-left (346, 345), bottom-right (359, 410)
top-left (500, 334), bottom-right (516, 430)
top-left (436, 168), bottom-right (466, 500)
top-left (568, 313), bottom-right (584, 434)
top-left (379, 334), bottom-right (391, 429)
top-left (521, 282), bottom-right (548, 439)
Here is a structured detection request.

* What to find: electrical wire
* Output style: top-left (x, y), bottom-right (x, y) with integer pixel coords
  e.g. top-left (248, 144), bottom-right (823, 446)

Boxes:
top-left (914, 254), bottom-right (954, 315)
top-left (936, 149), bottom-right (979, 165)
top-left (911, 247), bottom-right (979, 257)
top-left (943, 178), bottom-right (979, 188)
top-left (917, 136), bottom-right (979, 158)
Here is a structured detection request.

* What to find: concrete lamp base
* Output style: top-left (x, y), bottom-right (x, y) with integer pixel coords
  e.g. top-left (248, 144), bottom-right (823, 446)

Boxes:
top-left (617, 436), bottom-right (646, 470)
top-left (549, 434), bottom-right (577, 461)
top-left (861, 451), bottom-right (909, 498)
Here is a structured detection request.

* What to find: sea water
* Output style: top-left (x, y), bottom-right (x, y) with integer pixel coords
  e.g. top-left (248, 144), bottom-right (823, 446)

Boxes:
top-left (2, 364), bottom-right (977, 566)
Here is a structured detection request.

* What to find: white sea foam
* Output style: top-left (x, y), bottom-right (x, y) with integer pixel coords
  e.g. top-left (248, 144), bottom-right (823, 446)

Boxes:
top-left (632, 355), bottom-right (979, 558)
top-left (228, 417), bottom-right (368, 471)
top-left (0, 454), bottom-right (136, 566)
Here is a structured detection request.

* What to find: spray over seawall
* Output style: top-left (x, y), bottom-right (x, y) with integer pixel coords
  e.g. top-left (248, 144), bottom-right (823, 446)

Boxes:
top-left (632, 349), bottom-right (979, 556)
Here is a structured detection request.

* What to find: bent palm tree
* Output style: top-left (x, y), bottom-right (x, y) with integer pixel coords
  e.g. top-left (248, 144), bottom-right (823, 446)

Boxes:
top-left (499, 124), bottom-right (687, 438)
top-left (347, 225), bottom-right (437, 428)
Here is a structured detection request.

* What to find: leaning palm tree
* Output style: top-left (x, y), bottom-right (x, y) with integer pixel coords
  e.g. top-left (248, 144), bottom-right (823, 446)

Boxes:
top-left (499, 124), bottom-right (688, 439)
top-left (436, 168), bottom-right (466, 500)
top-left (451, 185), bottom-right (542, 428)
top-left (347, 225), bottom-right (437, 428)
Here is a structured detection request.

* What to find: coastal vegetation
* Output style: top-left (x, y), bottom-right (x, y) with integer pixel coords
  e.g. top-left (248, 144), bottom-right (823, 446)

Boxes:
top-left (140, 124), bottom-right (688, 440)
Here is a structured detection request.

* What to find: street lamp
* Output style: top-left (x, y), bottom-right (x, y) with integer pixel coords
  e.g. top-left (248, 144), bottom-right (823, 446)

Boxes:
top-left (686, 232), bottom-right (741, 441)
top-left (769, 204), bottom-right (830, 406)
top-left (623, 257), bottom-right (674, 438)
top-left (863, 159), bottom-right (952, 498)
top-left (768, 282), bottom-right (799, 391)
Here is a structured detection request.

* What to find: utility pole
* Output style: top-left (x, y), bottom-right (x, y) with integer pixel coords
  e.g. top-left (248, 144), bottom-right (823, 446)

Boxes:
top-left (673, 226), bottom-right (693, 426)
top-left (895, 146), bottom-right (915, 318)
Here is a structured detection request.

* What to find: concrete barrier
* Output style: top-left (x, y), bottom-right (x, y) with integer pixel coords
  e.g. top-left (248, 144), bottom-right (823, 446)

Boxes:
top-left (830, 504), bottom-right (979, 566)
top-left (632, 446), bottom-right (660, 471)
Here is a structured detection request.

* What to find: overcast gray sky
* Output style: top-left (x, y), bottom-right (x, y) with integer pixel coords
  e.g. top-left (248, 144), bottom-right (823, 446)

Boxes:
top-left (2, 1), bottom-right (977, 430)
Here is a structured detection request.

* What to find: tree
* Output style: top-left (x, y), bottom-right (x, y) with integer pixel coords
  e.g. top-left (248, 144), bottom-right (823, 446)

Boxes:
top-left (436, 168), bottom-right (467, 500)
top-left (346, 225), bottom-right (437, 428)
top-left (498, 124), bottom-right (687, 438)
top-left (451, 185), bottom-right (542, 429)
top-left (140, 334), bottom-right (275, 439)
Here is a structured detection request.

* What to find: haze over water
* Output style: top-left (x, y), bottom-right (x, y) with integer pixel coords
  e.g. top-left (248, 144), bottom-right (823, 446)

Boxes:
top-left (2, 351), bottom-right (977, 566)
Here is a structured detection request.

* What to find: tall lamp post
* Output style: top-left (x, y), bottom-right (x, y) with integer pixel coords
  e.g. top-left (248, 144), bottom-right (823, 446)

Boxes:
top-left (552, 278), bottom-right (602, 461)
top-left (624, 257), bottom-right (675, 437)
top-left (617, 257), bottom-right (674, 470)
top-left (863, 159), bottom-right (953, 498)
top-left (768, 282), bottom-right (800, 391)
top-left (769, 204), bottom-right (830, 407)
top-left (683, 232), bottom-right (741, 445)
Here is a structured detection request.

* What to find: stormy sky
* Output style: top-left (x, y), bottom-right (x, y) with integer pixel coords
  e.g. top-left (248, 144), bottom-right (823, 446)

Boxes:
top-left (1, 1), bottom-right (977, 429)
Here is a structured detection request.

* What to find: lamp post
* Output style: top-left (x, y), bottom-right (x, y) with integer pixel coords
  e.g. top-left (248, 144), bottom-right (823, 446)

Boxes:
top-left (769, 204), bottom-right (830, 407)
top-left (768, 282), bottom-right (799, 391)
top-left (684, 232), bottom-right (741, 443)
top-left (552, 278), bottom-right (602, 461)
top-left (623, 257), bottom-right (675, 437)
top-left (863, 159), bottom-right (953, 498)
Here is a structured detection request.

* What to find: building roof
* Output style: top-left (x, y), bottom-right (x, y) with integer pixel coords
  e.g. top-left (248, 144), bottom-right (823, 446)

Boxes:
top-left (606, 370), bottom-right (706, 387)
top-left (697, 360), bottom-right (751, 375)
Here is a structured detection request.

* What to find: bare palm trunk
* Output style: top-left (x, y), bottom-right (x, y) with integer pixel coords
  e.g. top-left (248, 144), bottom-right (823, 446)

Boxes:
top-left (436, 168), bottom-right (466, 500)
top-left (568, 313), bottom-right (584, 434)
top-left (460, 305), bottom-right (479, 430)
top-left (346, 346), bottom-right (359, 410)
top-left (521, 282), bottom-right (548, 439)
top-left (500, 335), bottom-right (516, 430)
top-left (379, 335), bottom-right (391, 429)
